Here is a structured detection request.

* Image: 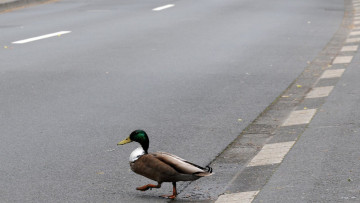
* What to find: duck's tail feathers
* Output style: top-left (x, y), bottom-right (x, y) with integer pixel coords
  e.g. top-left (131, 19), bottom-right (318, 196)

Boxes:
top-left (194, 165), bottom-right (213, 177)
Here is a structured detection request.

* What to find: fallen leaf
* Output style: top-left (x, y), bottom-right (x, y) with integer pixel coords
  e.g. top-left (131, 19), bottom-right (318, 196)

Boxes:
top-left (97, 171), bottom-right (105, 175)
top-left (297, 85), bottom-right (302, 88)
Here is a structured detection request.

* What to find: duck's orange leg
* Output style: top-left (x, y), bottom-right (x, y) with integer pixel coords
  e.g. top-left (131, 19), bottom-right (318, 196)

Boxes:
top-left (136, 183), bottom-right (161, 191)
top-left (160, 182), bottom-right (177, 199)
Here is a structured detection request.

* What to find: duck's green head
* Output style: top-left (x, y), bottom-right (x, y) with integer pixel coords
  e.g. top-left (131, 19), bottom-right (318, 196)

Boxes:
top-left (117, 130), bottom-right (149, 153)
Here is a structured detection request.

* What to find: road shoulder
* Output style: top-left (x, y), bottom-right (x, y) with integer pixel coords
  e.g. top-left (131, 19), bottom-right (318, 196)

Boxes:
top-left (253, 51), bottom-right (360, 202)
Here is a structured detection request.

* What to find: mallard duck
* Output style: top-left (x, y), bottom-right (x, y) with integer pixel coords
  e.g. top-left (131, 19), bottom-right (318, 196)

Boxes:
top-left (117, 130), bottom-right (213, 199)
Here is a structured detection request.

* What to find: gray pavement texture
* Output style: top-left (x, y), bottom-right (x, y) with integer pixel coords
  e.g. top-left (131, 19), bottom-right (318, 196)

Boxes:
top-left (254, 40), bottom-right (360, 202)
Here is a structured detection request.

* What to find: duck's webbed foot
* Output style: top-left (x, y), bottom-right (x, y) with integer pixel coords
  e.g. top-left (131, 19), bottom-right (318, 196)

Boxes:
top-left (136, 183), bottom-right (161, 191)
top-left (160, 182), bottom-right (177, 199)
top-left (160, 194), bottom-right (176, 199)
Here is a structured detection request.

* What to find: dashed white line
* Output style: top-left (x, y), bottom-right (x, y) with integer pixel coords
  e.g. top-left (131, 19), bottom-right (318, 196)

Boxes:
top-left (350, 31), bottom-right (360, 36)
top-left (282, 109), bottom-right (317, 126)
top-left (306, 86), bottom-right (334, 99)
top-left (320, 69), bottom-right (345, 79)
top-left (152, 4), bottom-right (174, 11)
top-left (216, 191), bottom-right (259, 203)
top-left (341, 45), bottom-right (358, 52)
top-left (12, 31), bottom-right (71, 44)
top-left (332, 56), bottom-right (353, 64)
top-left (247, 141), bottom-right (295, 167)
top-left (346, 37), bottom-right (360, 43)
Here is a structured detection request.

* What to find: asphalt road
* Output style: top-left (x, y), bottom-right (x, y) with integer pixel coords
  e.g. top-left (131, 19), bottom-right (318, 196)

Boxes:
top-left (0, 0), bottom-right (343, 202)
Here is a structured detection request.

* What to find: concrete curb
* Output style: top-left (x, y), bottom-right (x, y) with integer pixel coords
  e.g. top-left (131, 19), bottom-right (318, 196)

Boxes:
top-left (0, 0), bottom-right (51, 13)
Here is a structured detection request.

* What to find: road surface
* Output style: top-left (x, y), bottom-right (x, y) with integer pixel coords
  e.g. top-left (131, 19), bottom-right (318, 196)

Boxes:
top-left (0, 0), bottom-right (344, 202)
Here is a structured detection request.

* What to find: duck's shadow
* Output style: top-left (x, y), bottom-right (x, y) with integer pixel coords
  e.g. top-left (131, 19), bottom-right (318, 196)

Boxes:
top-left (132, 192), bottom-right (214, 203)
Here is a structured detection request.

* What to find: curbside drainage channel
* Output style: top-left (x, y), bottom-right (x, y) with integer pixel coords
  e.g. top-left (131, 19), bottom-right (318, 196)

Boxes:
top-left (0, 0), bottom-right (57, 13)
top-left (212, 0), bottom-right (359, 202)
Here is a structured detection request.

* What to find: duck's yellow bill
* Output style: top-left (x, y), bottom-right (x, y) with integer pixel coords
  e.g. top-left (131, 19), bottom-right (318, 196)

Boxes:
top-left (117, 136), bottom-right (132, 145)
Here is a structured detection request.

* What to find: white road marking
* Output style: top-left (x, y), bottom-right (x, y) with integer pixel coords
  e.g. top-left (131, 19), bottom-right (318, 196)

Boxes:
top-left (282, 109), bottom-right (317, 126)
top-left (332, 56), bottom-right (353, 64)
top-left (350, 31), bottom-right (360, 36)
top-left (12, 31), bottom-right (71, 44)
top-left (341, 45), bottom-right (358, 52)
top-left (320, 69), bottom-right (345, 79)
top-left (247, 141), bottom-right (295, 167)
top-left (152, 4), bottom-right (174, 11)
top-left (306, 86), bottom-right (334, 98)
top-left (86, 10), bottom-right (111, 12)
top-left (354, 21), bottom-right (360, 25)
top-left (346, 37), bottom-right (360, 43)
top-left (216, 191), bottom-right (259, 203)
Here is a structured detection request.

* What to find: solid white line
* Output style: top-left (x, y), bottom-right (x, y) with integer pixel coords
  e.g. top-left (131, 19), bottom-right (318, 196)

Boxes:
top-left (152, 4), bottom-right (174, 11)
top-left (12, 31), bottom-right (71, 44)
